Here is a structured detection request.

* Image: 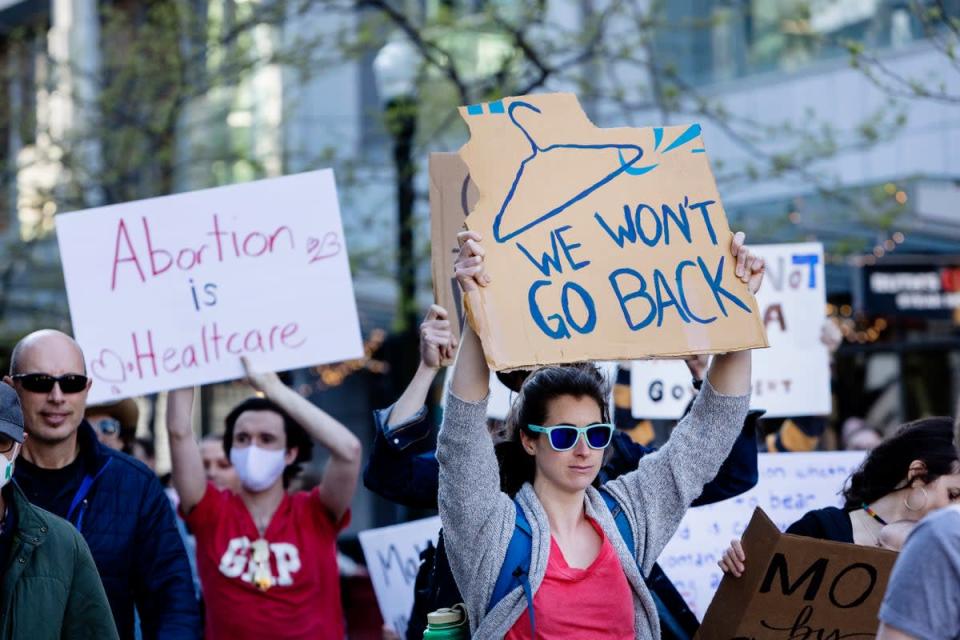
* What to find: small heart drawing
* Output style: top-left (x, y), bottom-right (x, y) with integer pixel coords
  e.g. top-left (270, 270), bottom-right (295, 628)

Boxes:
top-left (90, 348), bottom-right (128, 384)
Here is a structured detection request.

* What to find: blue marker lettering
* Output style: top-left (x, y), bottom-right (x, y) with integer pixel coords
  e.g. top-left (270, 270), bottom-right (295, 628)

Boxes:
top-left (675, 260), bottom-right (716, 324)
top-left (594, 205), bottom-right (637, 248)
top-left (609, 268), bottom-right (656, 330)
top-left (697, 256), bottom-right (751, 317)
top-left (561, 282), bottom-right (597, 333)
top-left (653, 268), bottom-right (690, 327)
top-left (791, 253), bottom-right (819, 288)
top-left (687, 199), bottom-right (719, 245)
top-left (555, 225), bottom-right (591, 271)
top-left (528, 280), bottom-right (570, 339)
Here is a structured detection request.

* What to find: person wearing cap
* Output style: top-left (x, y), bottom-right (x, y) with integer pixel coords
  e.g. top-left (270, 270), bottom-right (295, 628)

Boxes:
top-left (0, 383), bottom-right (119, 639)
top-left (85, 398), bottom-right (139, 452)
top-left (4, 329), bottom-right (200, 640)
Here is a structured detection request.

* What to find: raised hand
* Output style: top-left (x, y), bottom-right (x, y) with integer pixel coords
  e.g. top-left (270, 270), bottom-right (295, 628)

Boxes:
top-left (731, 231), bottom-right (765, 295)
top-left (454, 230), bottom-right (490, 294)
top-left (241, 355), bottom-right (282, 395)
top-left (420, 305), bottom-right (457, 369)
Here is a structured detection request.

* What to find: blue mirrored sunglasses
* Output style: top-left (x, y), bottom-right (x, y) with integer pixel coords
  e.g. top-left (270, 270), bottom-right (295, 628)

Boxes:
top-left (91, 417), bottom-right (121, 437)
top-left (527, 423), bottom-right (615, 452)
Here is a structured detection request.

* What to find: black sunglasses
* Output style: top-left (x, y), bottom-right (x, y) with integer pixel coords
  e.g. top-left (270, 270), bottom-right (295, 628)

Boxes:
top-left (12, 373), bottom-right (89, 394)
top-left (0, 434), bottom-right (14, 454)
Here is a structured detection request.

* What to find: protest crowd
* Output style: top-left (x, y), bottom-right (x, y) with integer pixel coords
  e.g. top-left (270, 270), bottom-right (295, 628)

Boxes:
top-left (0, 215), bottom-right (958, 640)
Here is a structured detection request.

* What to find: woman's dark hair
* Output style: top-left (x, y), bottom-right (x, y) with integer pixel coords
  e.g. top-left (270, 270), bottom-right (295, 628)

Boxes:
top-left (496, 363), bottom-right (610, 496)
top-left (223, 397), bottom-right (314, 488)
top-left (843, 417), bottom-right (959, 509)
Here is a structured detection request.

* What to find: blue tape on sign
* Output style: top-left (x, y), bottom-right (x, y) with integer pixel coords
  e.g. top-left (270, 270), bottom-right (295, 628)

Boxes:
top-left (467, 104), bottom-right (483, 115)
top-left (691, 148), bottom-right (706, 153)
top-left (489, 101), bottom-right (505, 114)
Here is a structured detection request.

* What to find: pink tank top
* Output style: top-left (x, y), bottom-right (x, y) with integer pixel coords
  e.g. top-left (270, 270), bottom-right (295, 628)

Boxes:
top-left (505, 517), bottom-right (635, 639)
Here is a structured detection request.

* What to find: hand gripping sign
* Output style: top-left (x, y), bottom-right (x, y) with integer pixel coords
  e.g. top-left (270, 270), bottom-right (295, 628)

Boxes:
top-left (457, 93), bottom-right (768, 370)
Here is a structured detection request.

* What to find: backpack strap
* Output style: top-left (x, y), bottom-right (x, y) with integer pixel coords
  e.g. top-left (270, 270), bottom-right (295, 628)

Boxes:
top-left (599, 488), bottom-right (693, 639)
top-left (599, 487), bottom-right (635, 555)
top-left (488, 500), bottom-right (536, 636)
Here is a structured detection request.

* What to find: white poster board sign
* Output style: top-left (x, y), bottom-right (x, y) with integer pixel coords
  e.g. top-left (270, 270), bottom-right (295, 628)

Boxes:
top-left (632, 242), bottom-right (830, 419)
top-left (751, 242), bottom-right (830, 416)
top-left (629, 360), bottom-right (695, 419)
top-left (359, 516), bottom-right (442, 636)
top-left (659, 451), bottom-right (866, 619)
top-left (55, 170), bottom-right (363, 403)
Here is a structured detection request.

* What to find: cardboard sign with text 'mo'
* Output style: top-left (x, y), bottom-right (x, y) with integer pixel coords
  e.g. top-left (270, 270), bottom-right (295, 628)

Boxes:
top-left (458, 93), bottom-right (768, 370)
top-left (55, 170), bottom-right (363, 403)
top-left (696, 508), bottom-right (896, 639)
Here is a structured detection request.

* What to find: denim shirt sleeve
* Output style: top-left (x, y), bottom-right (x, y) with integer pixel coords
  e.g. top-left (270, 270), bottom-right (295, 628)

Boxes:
top-left (373, 404), bottom-right (433, 451)
top-left (362, 403), bottom-right (441, 510)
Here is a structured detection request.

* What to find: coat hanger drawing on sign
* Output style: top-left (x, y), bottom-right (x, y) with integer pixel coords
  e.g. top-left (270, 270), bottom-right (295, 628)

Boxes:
top-left (486, 100), bottom-right (705, 244)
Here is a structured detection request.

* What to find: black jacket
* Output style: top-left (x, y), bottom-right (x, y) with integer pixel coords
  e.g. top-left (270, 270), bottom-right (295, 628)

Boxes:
top-left (14, 421), bottom-right (201, 639)
top-left (786, 506), bottom-right (854, 543)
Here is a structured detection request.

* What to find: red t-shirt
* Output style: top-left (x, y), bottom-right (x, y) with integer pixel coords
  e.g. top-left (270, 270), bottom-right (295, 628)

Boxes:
top-left (505, 518), bottom-right (634, 639)
top-left (184, 484), bottom-right (349, 640)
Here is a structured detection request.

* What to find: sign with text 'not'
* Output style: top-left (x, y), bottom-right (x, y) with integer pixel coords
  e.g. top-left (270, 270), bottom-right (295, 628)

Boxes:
top-left (55, 170), bottom-right (363, 403)
top-left (458, 93), bottom-right (768, 370)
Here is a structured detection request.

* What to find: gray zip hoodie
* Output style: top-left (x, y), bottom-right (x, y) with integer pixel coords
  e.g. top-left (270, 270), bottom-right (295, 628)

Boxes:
top-left (437, 377), bottom-right (750, 639)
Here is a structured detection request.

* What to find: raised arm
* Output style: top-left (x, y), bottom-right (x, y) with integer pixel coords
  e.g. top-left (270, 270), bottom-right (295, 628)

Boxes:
top-left (165, 387), bottom-right (207, 513)
top-left (436, 230), bottom-right (514, 618)
top-left (449, 231), bottom-right (492, 402)
top-left (363, 305), bottom-right (456, 508)
top-left (389, 304), bottom-right (456, 427)
top-left (603, 232), bottom-right (763, 572)
top-left (242, 357), bottom-right (361, 520)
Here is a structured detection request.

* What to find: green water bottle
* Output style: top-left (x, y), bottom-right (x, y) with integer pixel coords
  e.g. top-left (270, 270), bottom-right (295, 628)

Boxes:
top-left (422, 604), bottom-right (469, 640)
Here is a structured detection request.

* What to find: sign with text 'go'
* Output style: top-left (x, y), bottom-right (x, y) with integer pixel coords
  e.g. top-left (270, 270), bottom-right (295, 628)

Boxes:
top-left (632, 242), bottom-right (830, 419)
top-left (56, 170), bottom-right (363, 403)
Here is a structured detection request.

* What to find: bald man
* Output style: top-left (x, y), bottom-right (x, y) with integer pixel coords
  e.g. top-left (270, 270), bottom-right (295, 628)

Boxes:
top-left (5, 330), bottom-right (200, 640)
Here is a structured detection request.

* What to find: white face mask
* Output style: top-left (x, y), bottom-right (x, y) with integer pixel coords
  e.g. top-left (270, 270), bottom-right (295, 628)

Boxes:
top-left (0, 444), bottom-right (19, 490)
top-left (229, 445), bottom-right (286, 492)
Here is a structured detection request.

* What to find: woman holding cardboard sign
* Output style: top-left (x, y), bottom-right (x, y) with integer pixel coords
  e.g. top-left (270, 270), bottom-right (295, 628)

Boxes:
top-left (437, 229), bottom-right (764, 638)
top-left (719, 417), bottom-right (960, 576)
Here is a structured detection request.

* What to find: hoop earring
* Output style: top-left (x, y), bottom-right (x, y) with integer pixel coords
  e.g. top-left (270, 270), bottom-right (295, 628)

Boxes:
top-left (904, 486), bottom-right (929, 512)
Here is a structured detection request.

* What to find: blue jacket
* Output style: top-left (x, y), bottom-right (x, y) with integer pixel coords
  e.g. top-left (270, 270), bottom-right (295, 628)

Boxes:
top-left (14, 421), bottom-right (201, 640)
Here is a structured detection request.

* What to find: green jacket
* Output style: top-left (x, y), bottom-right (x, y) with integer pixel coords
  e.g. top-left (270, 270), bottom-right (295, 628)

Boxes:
top-left (0, 483), bottom-right (119, 640)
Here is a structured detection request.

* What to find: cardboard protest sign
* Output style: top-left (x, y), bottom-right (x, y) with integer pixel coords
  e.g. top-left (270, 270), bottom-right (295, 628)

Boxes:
top-left (457, 93), bottom-right (768, 370)
top-left (358, 516), bottom-right (441, 637)
top-left (55, 170), bottom-right (363, 403)
top-left (696, 508), bottom-right (896, 639)
top-left (429, 152), bottom-right (478, 354)
top-left (631, 242), bottom-right (830, 419)
top-left (660, 451), bottom-right (867, 619)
